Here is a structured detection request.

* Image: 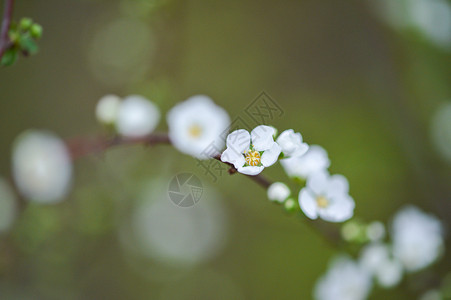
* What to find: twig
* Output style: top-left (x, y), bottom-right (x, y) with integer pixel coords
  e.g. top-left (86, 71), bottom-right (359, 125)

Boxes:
top-left (0, 0), bottom-right (14, 59)
top-left (66, 132), bottom-right (273, 190)
top-left (65, 132), bottom-right (340, 247)
top-left (66, 133), bottom-right (171, 160)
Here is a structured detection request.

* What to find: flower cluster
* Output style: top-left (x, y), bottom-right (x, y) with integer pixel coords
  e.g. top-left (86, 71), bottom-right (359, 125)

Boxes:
top-left (3, 91), bottom-right (448, 300)
top-left (96, 94), bottom-right (160, 137)
top-left (220, 126), bottom-right (354, 222)
top-left (221, 125), bottom-right (282, 175)
top-left (315, 205), bottom-right (445, 300)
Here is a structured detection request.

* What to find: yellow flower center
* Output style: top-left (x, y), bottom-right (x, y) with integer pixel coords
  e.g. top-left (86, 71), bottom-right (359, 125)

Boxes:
top-left (188, 124), bottom-right (202, 138)
top-left (316, 196), bottom-right (329, 208)
top-left (245, 150), bottom-right (261, 166)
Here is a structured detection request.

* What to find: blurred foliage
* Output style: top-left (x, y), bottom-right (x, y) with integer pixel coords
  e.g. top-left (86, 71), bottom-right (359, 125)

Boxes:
top-left (1, 18), bottom-right (42, 66)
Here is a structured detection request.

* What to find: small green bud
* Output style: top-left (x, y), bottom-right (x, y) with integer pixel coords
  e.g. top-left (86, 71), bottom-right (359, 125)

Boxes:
top-left (8, 31), bottom-right (19, 43)
top-left (19, 18), bottom-right (33, 30)
top-left (284, 198), bottom-right (298, 212)
top-left (30, 24), bottom-right (43, 39)
top-left (341, 220), bottom-right (361, 242)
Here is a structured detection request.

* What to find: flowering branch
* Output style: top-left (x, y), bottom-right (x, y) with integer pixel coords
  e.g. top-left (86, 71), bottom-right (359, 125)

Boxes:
top-left (0, 0), bottom-right (14, 59)
top-left (66, 132), bottom-right (273, 190)
top-left (9, 91), bottom-right (446, 299)
top-left (65, 132), bottom-right (342, 247)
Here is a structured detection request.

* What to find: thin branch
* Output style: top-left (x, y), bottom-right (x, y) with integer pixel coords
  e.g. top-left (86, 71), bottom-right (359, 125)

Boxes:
top-left (66, 132), bottom-right (273, 190)
top-left (65, 132), bottom-right (339, 247)
top-left (0, 0), bottom-right (14, 59)
top-left (66, 132), bottom-right (171, 160)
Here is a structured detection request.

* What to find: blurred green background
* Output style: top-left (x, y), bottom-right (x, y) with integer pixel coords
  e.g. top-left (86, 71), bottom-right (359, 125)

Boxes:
top-left (1, 0), bottom-right (451, 299)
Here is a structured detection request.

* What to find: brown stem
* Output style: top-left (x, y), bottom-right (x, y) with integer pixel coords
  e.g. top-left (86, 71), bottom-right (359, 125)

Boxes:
top-left (66, 132), bottom-right (171, 160)
top-left (0, 0), bottom-right (14, 59)
top-left (58, 132), bottom-right (340, 247)
top-left (66, 132), bottom-right (273, 190)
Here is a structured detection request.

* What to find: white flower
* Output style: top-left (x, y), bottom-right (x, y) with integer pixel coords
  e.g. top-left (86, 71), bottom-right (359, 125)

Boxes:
top-left (96, 94), bottom-right (121, 125)
top-left (298, 171), bottom-right (355, 222)
top-left (276, 129), bottom-right (308, 158)
top-left (359, 243), bottom-right (403, 288)
top-left (391, 205), bottom-right (444, 272)
top-left (124, 178), bottom-right (227, 265)
top-left (420, 289), bottom-right (443, 300)
top-left (315, 256), bottom-right (372, 300)
top-left (374, 0), bottom-right (451, 50)
top-left (375, 259), bottom-right (403, 288)
top-left (267, 182), bottom-right (290, 203)
top-left (280, 145), bottom-right (330, 179)
top-left (221, 125), bottom-right (281, 175)
top-left (167, 95), bottom-right (230, 159)
top-left (12, 130), bottom-right (72, 204)
top-left (116, 95), bottom-right (160, 137)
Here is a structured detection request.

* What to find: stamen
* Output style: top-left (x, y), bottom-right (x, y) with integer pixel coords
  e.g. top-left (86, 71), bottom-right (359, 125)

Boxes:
top-left (316, 196), bottom-right (329, 208)
top-left (188, 124), bottom-right (202, 138)
top-left (245, 149), bottom-right (261, 166)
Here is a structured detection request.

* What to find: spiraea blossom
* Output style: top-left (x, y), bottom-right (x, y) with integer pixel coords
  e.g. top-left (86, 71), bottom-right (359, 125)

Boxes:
top-left (359, 243), bottom-right (403, 288)
top-left (116, 95), bottom-right (160, 137)
top-left (276, 129), bottom-right (308, 158)
top-left (315, 256), bottom-right (372, 300)
top-left (391, 206), bottom-right (444, 272)
top-left (12, 130), bottom-right (73, 204)
top-left (167, 95), bottom-right (230, 159)
top-left (95, 94), bottom-right (121, 125)
top-left (267, 182), bottom-right (291, 203)
top-left (280, 145), bottom-right (330, 179)
top-left (221, 125), bottom-right (281, 175)
top-left (298, 171), bottom-right (355, 222)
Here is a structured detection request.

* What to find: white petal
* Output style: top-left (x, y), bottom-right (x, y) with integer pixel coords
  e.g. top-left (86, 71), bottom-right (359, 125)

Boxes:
top-left (293, 142), bottom-right (309, 157)
top-left (375, 259), bottom-right (403, 288)
top-left (276, 129), bottom-right (309, 157)
top-left (280, 145), bottom-right (330, 179)
top-left (299, 189), bottom-right (318, 219)
top-left (221, 148), bottom-right (245, 169)
top-left (96, 94), bottom-right (121, 124)
top-left (226, 130), bottom-right (250, 153)
top-left (261, 142), bottom-right (282, 167)
top-left (251, 125), bottom-right (276, 151)
top-left (307, 171), bottom-right (329, 195)
top-left (237, 165), bottom-right (264, 175)
top-left (359, 243), bottom-right (390, 273)
top-left (166, 95), bottom-right (230, 159)
top-left (319, 194), bottom-right (355, 222)
top-left (326, 174), bottom-right (349, 197)
top-left (12, 130), bottom-right (72, 204)
top-left (117, 95), bottom-right (160, 137)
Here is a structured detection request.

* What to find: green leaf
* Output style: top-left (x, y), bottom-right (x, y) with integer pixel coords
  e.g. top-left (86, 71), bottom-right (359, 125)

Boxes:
top-left (1, 48), bottom-right (18, 66)
top-left (19, 36), bottom-right (38, 55)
